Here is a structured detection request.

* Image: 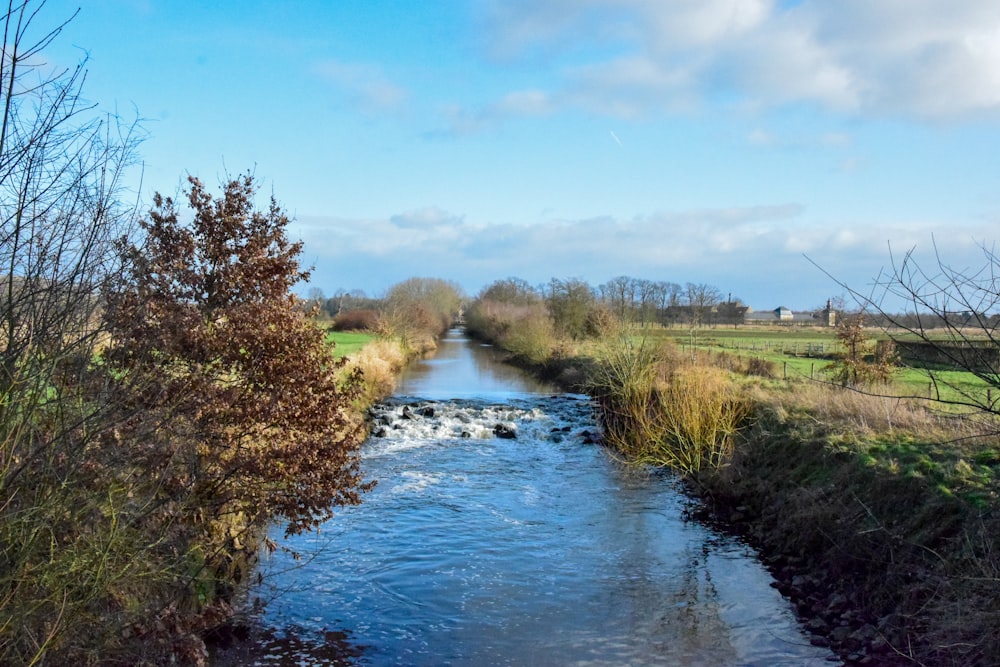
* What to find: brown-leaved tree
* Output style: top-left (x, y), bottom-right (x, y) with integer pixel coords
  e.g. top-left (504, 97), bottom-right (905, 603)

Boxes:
top-left (103, 174), bottom-right (372, 544)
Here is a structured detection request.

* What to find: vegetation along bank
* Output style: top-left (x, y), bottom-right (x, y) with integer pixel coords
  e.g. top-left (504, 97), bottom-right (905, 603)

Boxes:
top-left (5, 0), bottom-right (997, 662)
top-left (462, 276), bottom-right (1000, 667)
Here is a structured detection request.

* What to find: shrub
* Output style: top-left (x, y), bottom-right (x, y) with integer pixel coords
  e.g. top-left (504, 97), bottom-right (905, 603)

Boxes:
top-left (590, 334), bottom-right (753, 473)
top-left (466, 299), bottom-right (559, 364)
top-left (380, 277), bottom-right (462, 348)
top-left (499, 304), bottom-right (558, 365)
top-left (331, 308), bottom-right (380, 331)
top-left (746, 356), bottom-right (777, 377)
top-left (94, 175), bottom-right (373, 663)
top-left (377, 303), bottom-right (441, 354)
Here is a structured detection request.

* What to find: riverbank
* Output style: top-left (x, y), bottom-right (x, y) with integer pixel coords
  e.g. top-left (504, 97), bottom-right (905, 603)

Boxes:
top-left (215, 329), bottom-right (837, 665)
top-left (482, 331), bottom-right (1000, 667)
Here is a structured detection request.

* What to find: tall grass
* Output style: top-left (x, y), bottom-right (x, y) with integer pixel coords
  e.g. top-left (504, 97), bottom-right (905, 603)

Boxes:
top-left (590, 334), bottom-right (754, 473)
top-left (342, 339), bottom-right (408, 404)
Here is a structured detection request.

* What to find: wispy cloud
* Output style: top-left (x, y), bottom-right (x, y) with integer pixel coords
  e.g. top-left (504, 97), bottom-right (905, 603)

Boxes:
top-left (390, 207), bottom-right (466, 230)
top-left (313, 60), bottom-right (408, 114)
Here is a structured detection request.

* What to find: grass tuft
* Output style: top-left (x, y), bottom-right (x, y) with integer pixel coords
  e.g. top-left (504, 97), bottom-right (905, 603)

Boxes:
top-left (589, 333), bottom-right (754, 473)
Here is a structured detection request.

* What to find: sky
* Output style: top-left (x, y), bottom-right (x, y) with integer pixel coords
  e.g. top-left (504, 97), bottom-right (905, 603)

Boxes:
top-left (36, 0), bottom-right (1000, 309)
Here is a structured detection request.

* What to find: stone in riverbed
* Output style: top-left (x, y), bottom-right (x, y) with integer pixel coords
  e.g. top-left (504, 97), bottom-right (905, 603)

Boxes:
top-left (493, 424), bottom-right (517, 439)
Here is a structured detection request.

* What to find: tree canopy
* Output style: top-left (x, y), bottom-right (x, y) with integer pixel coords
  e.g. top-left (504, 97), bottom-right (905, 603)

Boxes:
top-left (104, 174), bottom-right (372, 537)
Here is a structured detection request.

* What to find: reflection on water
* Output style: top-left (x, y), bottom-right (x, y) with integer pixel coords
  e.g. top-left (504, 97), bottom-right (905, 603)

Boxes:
top-left (232, 331), bottom-right (837, 666)
top-left (396, 332), bottom-right (553, 398)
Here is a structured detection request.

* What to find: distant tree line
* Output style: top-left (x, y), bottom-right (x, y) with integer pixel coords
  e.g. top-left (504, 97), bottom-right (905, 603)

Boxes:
top-left (304, 277), bottom-right (464, 352)
top-left (470, 275), bottom-right (743, 334)
top-left (317, 275), bottom-right (747, 338)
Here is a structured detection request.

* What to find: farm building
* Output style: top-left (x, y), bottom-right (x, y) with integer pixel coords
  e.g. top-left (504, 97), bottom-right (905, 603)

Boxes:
top-left (743, 301), bottom-right (837, 326)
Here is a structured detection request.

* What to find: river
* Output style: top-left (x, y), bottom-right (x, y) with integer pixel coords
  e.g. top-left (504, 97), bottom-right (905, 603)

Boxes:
top-left (234, 330), bottom-right (838, 666)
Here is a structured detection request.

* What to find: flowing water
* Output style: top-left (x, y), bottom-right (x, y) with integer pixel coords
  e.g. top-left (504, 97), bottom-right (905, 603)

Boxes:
top-left (237, 330), bottom-right (838, 666)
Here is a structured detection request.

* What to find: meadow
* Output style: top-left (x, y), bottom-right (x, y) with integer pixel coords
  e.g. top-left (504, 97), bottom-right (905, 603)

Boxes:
top-left (645, 324), bottom-right (996, 405)
top-left (327, 330), bottom-right (377, 359)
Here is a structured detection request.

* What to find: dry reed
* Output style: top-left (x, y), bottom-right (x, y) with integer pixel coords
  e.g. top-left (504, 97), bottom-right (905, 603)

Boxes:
top-left (590, 335), bottom-right (754, 473)
top-left (759, 380), bottom-right (994, 444)
top-left (344, 339), bottom-right (408, 402)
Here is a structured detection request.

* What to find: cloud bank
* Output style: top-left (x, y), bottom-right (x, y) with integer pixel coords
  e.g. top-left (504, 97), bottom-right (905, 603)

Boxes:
top-left (295, 204), bottom-right (997, 308)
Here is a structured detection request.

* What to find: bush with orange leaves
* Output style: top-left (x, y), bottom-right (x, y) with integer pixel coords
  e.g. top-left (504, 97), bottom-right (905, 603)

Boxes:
top-left (93, 175), bottom-right (374, 661)
top-left (104, 174), bottom-right (373, 537)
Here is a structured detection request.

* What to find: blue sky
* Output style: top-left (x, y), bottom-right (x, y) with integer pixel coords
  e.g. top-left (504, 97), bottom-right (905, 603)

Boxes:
top-left (41, 0), bottom-right (1000, 309)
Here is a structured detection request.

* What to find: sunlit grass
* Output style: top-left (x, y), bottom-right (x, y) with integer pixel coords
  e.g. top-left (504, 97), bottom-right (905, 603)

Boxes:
top-left (637, 325), bottom-right (998, 409)
top-left (326, 331), bottom-right (376, 359)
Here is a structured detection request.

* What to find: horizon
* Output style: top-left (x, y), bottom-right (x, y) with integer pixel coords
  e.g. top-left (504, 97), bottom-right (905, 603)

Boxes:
top-left (41, 0), bottom-right (1000, 311)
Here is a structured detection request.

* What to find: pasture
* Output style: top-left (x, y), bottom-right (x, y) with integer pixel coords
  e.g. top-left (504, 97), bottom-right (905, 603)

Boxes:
top-left (641, 325), bottom-right (998, 406)
top-left (327, 331), bottom-right (377, 359)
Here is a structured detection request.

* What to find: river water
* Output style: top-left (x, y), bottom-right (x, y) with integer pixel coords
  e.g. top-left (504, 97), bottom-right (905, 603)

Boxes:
top-left (238, 330), bottom-right (837, 666)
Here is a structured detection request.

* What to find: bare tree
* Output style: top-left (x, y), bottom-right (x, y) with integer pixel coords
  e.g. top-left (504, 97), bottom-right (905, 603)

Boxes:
top-left (1, 1), bottom-right (142, 385)
top-left (828, 240), bottom-right (1000, 415)
top-left (381, 276), bottom-right (464, 349)
top-left (636, 278), bottom-right (661, 327)
top-left (478, 276), bottom-right (540, 305)
top-left (685, 282), bottom-right (722, 327)
top-left (599, 275), bottom-right (636, 322)
top-left (0, 1), bottom-right (145, 662)
top-left (547, 277), bottom-right (596, 339)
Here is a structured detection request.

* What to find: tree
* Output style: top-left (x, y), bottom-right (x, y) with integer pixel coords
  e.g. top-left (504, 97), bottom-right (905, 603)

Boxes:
top-left (654, 280), bottom-right (683, 325)
top-left (636, 278), bottom-right (661, 327)
top-left (103, 174), bottom-right (371, 538)
top-left (834, 241), bottom-right (1000, 414)
top-left (685, 282), bottom-right (722, 326)
top-left (0, 2), bottom-right (147, 662)
top-left (546, 277), bottom-right (596, 339)
top-left (1, 2), bottom-right (141, 390)
top-left (381, 276), bottom-right (464, 348)
top-left (599, 275), bottom-right (637, 322)
top-left (825, 313), bottom-right (897, 388)
top-left (478, 276), bottom-right (540, 305)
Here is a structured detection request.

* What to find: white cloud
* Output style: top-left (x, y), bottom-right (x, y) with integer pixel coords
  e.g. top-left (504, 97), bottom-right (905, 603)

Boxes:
top-left (390, 207), bottom-right (466, 230)
top-left (296, 203), bottom-right (998, 308)
top-left (495, 89), bottom-right (558, 116)
top-left (475, 0), bottom-right (1000, 120)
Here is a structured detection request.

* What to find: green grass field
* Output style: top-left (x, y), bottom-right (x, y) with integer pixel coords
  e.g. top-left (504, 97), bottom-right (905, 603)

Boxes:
top-left (635, 325), bottom-right (998, 407)
top-left (326, 331), bottom-right (376, 359)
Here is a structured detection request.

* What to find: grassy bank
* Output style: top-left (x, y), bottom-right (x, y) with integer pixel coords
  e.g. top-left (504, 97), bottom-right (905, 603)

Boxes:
top-left (335, 333), bottom-right (409, 405)
top-left (328, 331), bottom-right (377, 359)
top-left (695, 381), bottom-right (1000, 665)
top-left (649, 325), bottom-right (996, 406)
top-left (470, 322), bottom-right (1000, 666)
